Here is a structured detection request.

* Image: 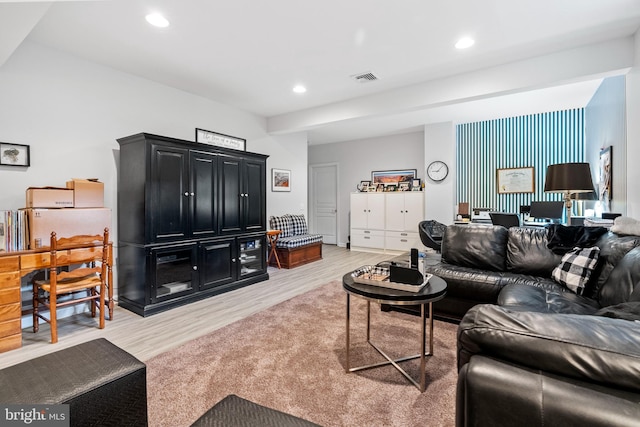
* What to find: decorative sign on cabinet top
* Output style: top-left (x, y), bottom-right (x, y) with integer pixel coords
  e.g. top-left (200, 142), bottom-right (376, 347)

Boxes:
top-left (195, 128), bottom-right (246, 151)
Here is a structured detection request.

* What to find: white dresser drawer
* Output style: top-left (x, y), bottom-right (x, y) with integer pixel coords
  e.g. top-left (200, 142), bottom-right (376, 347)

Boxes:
top-left (385, 231), bottom-right (421, 251)
top-left (351, 229), bottom-right (385, 248)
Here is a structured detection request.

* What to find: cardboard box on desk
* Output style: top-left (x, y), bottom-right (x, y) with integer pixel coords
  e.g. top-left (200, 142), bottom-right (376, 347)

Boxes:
top-left (26, 187), bottom-right (74, 208)
top-left (66, 178), bottom-right (104, 208)
top-left (25, 208), bottom-right (111, 249)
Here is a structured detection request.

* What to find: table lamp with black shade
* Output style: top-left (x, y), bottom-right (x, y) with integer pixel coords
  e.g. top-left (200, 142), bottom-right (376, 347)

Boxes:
top-left (544, 162), bottom-right (595, 225)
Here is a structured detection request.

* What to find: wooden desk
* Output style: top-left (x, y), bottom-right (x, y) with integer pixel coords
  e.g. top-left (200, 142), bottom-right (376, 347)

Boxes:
top-left (0, 244), bottom-right (113, 353)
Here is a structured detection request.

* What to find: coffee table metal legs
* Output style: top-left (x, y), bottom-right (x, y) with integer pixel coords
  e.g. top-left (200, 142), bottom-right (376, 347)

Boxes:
top-left (345, 294), bottom-right (433, 392)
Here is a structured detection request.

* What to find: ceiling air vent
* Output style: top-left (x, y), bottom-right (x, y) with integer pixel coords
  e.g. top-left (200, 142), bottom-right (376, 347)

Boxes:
top-left (352, 71), bottom-right (379, 83)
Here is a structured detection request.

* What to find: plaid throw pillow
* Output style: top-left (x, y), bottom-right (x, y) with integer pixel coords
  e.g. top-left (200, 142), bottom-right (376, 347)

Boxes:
top-left (285, 214), bottom-right (308, 235)
top-left (552, 246), bottom-right (600, 295)
top-left (269, 215), bottom-right (293, 237)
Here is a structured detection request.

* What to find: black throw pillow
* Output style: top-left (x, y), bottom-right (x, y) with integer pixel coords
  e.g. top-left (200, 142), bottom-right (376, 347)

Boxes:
top-left (546, 224), bottom-right (608, 254)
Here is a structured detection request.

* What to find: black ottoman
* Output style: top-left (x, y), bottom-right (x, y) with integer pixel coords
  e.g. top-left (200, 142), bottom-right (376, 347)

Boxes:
top-left (0, 338), bottom-right (147, 426)
top-left (191, 394), bottom-right (320, 427)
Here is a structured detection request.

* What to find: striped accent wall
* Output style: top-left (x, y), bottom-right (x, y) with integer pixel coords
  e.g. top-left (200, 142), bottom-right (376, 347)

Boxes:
top-left (456, 109), bottom-right (585, 216)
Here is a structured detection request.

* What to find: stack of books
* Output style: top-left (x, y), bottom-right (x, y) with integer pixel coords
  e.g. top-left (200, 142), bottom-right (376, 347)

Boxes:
top-left (0, 210), bottom-right (29, 252)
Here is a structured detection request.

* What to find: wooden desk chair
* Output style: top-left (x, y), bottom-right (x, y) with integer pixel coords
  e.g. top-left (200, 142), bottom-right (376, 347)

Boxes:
top-left (32, 228), bottom-right (110, 343)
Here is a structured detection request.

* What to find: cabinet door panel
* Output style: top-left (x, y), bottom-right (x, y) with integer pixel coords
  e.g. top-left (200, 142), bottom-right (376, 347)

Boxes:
top-left (403, 192), bottom-right (425, 231)
top-left (191, 151), bottom-right (217, 237)
top-left (385, 193), bottom-right (406, 231)
top-left (350, 193), bottom-right (369, 229)
top-left (244, 159), bottom-right (266, 231)
top-left (151, 145), bottom-right (189, 241)
top-left (219, 156), bottom-right (243, 233)
top-left (367, 193), bottom-right (386, 229)
top-left (200, 239), bottom-right (235, 290)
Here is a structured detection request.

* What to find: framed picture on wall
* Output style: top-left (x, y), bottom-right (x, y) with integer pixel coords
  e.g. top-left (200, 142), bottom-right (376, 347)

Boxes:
top-left (599, 146), bottom-right (612, 210)
top-left (0, 143), bottom-right (30, 167)
top-left (272, 168), bottom-right (291, 192)
top-left (496, 167), bottom-right (534, 194)
top-left (371, 169), bottom-right (417, 186)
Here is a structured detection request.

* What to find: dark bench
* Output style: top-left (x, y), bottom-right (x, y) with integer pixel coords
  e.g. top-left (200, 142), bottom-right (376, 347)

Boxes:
top-left (0, 338), bottom-right (147, 426)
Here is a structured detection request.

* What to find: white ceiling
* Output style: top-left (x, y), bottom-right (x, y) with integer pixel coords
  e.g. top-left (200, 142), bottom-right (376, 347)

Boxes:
top-left (3, 0), bottom-right (640, 144)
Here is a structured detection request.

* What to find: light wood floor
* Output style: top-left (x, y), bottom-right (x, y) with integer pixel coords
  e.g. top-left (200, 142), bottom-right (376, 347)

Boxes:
top-left (0, 245), bottom-right (398, 369)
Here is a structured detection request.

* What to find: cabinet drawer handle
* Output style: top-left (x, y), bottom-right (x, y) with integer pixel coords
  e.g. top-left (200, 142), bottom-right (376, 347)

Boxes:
top-left (364, 230), bottom-right (370, 234)
top-left (401, 239), bottom-right (408, 242)
top-left (401, 233), bottom-right (408, 236)
top-left (364, 236), bottom-right (370, 240)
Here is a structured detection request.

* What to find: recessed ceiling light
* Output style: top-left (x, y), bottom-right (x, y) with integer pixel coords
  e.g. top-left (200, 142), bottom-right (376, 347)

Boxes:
top-left (145, 13), bottom-right (170, 28)
top-left (455, 37), bottom-right (475, 49)
top-left (293, 85), bottom-right (307, 94)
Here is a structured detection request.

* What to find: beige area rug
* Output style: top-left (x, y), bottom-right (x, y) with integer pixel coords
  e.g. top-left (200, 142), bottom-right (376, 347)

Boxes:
top-left (146, 280), bottom-right (458, 427)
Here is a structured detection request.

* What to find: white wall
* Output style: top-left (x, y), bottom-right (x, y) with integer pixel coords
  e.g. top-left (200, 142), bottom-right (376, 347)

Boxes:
top-left (626, 32), bottom-right (640, 218)
top-left (257, 131), bottom-right (309, 218)
top-left (308, 131), bottom-right (424, 246)
top-left (424, 122), bottom-right (456, 224)
top-left (0, 40), bottom-right (307, 268)
top-left (585, 76), bottom-right (626, 215)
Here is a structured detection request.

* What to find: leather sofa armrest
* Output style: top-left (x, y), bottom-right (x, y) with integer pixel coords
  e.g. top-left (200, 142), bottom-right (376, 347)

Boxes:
top-left (457, 356), bottom-right (640, 427)
top-left (457, 304), bottom-right (640, 392)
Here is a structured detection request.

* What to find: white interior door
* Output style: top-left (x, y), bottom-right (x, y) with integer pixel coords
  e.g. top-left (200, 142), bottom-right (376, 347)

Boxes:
top-left (310, 164), bottom-right (337, 244)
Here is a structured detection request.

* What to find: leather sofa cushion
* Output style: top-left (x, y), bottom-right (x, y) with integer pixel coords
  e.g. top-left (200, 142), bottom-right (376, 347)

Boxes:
top-left (425, 264), bottom-right (504, 303)
top-left (595, 302), bottom-right (640, 321)
top-left (421, 267), bottom-right (558, 313)
top-left (457, 304), bottom-right (640, 392)
top-left (457, 355), bottom-right (640, 427)
top-left (587, 233), bottom-right (640, 298)
top-left (498, 283), bottom-right (599, 315)
top-left (598, 246), bottom-right (640, 307)
top-left (506, 227), bottom-right (561, 277)
top-left (442, 225), bottom-right (508, 271)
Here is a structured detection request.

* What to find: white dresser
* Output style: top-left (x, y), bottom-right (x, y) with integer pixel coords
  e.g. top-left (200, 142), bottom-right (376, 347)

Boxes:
top-left (350, 192), bottom-right (424, 253)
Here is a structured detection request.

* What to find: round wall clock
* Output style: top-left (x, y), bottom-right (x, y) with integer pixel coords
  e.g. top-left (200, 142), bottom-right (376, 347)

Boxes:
top-left (427, 161), bottom-right (449, 182)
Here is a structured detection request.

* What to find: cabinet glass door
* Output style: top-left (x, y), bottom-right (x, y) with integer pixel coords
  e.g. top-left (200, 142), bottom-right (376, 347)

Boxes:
top-left (238, 235), bottom-right (266, 278)
top-left (150, 244), bottom-right (197, 303)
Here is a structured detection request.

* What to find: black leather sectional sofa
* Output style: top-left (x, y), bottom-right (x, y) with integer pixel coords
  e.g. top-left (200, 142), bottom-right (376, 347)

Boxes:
top-left (420, 224), bottom-right (640, 426)
top-left (425, 224), bottom-right (624, 320)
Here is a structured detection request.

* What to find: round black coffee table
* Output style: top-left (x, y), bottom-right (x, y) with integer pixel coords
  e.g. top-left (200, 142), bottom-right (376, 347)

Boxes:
top-left (342, 272), bottom-right (447, 392)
